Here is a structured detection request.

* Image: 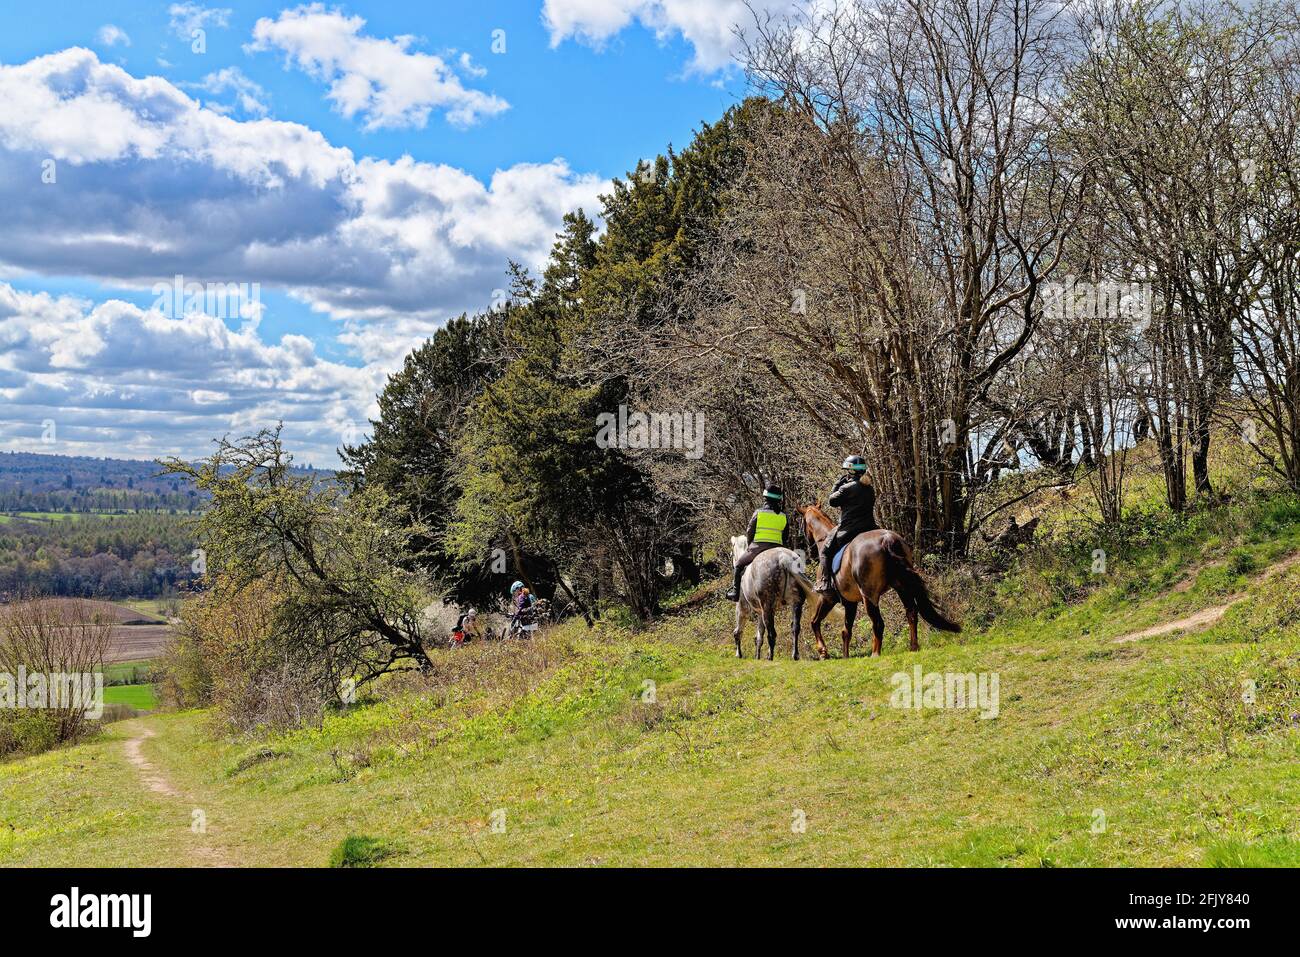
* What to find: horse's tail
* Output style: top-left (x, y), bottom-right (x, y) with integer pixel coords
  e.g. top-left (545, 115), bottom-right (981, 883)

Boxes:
top-left (779, 551), bottom-right (818, 603)
top-left (886, 537), bottom-right (961, 633)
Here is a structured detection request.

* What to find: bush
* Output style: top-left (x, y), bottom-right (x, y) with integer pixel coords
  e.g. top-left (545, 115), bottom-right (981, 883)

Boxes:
top-left (328, 835), bottom-right (392, 867)
top-left (163, 575), bottom-right (330, 736)
top-left (155, 617), bottom-right (213, 710)
top-left (0, 710), bottom-right (61, 758)
top-left (0, 597), bottom-right (114, 757)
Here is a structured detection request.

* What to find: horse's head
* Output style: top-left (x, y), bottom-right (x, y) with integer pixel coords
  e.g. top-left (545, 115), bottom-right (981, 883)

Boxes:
top-left (730, 534), bottom-right (748, 563)
top-left (795, 501), bottom-right (833, 545)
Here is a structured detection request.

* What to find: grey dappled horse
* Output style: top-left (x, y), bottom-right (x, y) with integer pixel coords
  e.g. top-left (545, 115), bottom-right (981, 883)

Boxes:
top-left (730, 536), bottom-right (817, 660)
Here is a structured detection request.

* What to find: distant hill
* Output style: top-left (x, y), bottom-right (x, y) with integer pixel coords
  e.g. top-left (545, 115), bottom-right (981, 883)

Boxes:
top-left (0, 450), bottom-right (329, 515)
top-left (0, 451), bottom-right (333, 600)
top-left (0, 450), bottom-right (200, 514)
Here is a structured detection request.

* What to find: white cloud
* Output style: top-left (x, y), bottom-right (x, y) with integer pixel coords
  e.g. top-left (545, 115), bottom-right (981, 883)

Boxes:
top-left (249, 4), bottom-right (508, 129)
top-left (542, 0), bottom-right (802, 73)
top-left (168, 3), bottom-right (232, 41)
top-left (458, 51), bottom-right (488, 78)
top-left (185, 67), bottom-right (269, 116)
top-left (0, 282), bottom-right (381, 464)
top-left (0, 47), bottom-right (607, 461)
top-left (96, 25), bottom-right (131, 48)
top-left (0, 48), bottom-right (603, 315)
top-left (329, 154), bottom-right (606, 320)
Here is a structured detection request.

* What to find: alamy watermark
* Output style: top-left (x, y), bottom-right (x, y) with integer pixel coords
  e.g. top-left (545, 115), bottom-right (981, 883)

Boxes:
top-left (1041, 277), bottom-right (1152, 329)
top-left (0, 668), bottom-right (103, 719)
top-left (152, 275), bottom-right (261, 321)
top-left (595, 405), bottom-right (705, 460)
top-left (50, 887), bottom-right (150, 937)
top-left (889, 665), bottom-right (999, 719)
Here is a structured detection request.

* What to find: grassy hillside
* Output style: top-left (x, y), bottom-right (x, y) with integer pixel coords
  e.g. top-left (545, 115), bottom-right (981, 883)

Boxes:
top-left (3, 491), bottom-right (1300, 866)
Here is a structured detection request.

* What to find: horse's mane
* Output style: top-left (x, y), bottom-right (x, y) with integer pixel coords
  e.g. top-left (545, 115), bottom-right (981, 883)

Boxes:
top-left (800, 502), bottom-right (833, 527)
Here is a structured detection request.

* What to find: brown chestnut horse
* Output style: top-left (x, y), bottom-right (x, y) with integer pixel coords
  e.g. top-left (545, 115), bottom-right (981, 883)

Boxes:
top-left (795, 503), bottom-right (960, 658)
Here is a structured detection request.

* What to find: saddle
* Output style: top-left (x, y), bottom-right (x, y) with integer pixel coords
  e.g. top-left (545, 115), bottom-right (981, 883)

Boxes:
top-left (828, 524), bottom-right (877, 577)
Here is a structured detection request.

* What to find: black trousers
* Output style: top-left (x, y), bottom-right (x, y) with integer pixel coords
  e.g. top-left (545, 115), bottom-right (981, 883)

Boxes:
top-left (735, 540), bottom-right (780, 572)
top-left (821, 523), bottom-right (876, 566)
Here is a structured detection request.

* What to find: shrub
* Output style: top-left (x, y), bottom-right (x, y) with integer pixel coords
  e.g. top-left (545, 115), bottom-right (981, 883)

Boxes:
top-left (163, 574), bottom-right (331, 736)
top-left (328, 835), bottom-right (392, 867)
top-left (0, 597), bottom-right (113, 757)
top-left (0, 710), bottom-right (61, 758)
top-left (155, 616), bottom-right (213, 711)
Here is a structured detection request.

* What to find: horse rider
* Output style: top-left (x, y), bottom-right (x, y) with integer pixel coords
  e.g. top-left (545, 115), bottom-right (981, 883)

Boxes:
top-left (814, 455), bottom-right (878, 593)
top-left (725, 483), bottom-right (789, 601)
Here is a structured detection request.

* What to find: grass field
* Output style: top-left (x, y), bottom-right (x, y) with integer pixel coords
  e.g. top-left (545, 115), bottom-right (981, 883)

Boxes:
top-left (102, 661), bottom-right (155, 684)
top-left (2, 446), bottom-right (1298, 867)
top-left (0, 511), bottom-right (145, 524)
top-left (102, 684), bottom-right (157, 711)
top-left (120, 599), bottom-right (179, 620)
top-left (2, 488), bottom-right (1298, 866)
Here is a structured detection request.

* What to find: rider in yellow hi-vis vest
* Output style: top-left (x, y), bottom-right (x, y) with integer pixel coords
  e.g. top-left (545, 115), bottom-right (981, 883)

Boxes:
top-left (725, 483), bottom-right (790, 601)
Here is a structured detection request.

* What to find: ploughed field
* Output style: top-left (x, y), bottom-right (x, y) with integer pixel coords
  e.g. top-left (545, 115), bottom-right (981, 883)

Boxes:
top-left (103, 625), bottom-right (172, 663)
top-left (0, 598), bottom-right (173, 663)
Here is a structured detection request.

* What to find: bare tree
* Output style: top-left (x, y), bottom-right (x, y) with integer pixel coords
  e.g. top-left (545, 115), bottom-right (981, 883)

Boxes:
top-left (1066, 0), bottom-right (1293, 506)
top-left (0, 598), bottom-right (113, 747)
top-left (163, 428), bottom-right (435, 683)
top-left (1230, 12), bottom-right (1300, 487)
top-left (636, 0), bottom-right (1082, 554)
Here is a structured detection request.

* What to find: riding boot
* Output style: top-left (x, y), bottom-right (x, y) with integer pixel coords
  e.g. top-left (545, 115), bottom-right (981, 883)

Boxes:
top-left (725, 562), bottom-right (744, 601)
top-left (815, 541), bottom-right (836, 593)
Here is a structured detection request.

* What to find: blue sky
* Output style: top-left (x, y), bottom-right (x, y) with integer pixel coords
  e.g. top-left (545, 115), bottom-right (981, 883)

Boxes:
top-left (0, 1), bottom-right (781, 466)
top-left (0, 1), bottom-right (745, 181)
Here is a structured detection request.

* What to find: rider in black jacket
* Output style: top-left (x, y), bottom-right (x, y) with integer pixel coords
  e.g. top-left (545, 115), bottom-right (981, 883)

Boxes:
top-left (814, 455), bottom-right (878, 593)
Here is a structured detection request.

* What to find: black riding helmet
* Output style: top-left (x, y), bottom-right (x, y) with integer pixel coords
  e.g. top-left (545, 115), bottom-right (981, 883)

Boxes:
top-left (841, 455), bottom-right (867, 473)
top-left (763, 483), bottom-right (784, 506)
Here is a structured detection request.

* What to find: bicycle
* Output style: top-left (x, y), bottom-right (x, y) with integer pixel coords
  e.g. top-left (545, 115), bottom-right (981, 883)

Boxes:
top-left (505, 599), bottom-right (550, 639)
